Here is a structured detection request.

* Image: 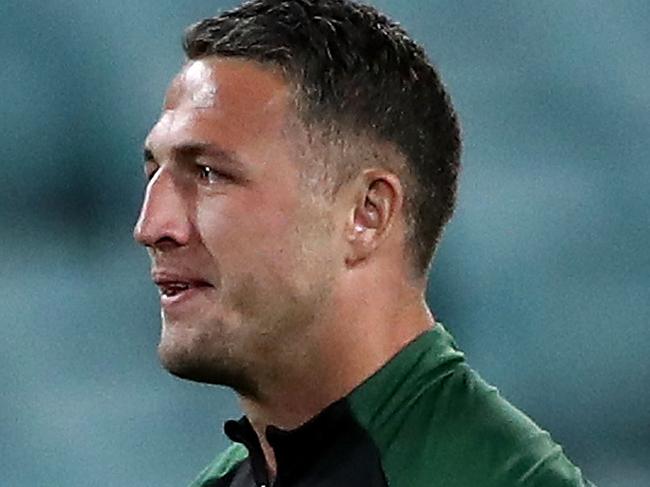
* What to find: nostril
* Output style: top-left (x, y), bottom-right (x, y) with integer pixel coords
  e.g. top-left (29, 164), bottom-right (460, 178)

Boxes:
top-left (152, 236), bottom-right (182, 252)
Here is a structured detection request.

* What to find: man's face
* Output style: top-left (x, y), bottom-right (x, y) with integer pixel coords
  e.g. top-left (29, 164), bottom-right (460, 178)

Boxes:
top-left (134, 58), bottom-right (340, 392)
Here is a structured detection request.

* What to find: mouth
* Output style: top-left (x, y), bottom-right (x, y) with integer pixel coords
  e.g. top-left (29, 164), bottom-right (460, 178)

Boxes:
top-left (152, 272), bottom-right (214, 309)
top-left (157, 281), bottom-right (207, 298)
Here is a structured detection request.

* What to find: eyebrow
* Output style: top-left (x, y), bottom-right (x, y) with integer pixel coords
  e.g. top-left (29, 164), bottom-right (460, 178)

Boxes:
top-left (143, 142), bottom-right (245, 169)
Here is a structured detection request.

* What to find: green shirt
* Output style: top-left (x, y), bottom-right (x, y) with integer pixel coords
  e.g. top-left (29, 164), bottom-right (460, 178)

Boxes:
top-left (191, 323), bottom-right (594, 486)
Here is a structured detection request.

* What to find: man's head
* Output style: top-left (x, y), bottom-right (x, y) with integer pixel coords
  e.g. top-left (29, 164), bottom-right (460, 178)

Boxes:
top-left (184, 0), bottom-right (461, 276)
top-left (134, 0), bottom-right (461, 394)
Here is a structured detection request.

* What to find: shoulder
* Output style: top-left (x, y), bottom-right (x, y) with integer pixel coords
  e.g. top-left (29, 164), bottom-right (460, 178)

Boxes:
top-left (188, 443), bottom-right (248, 487)
top-left (371, 363), bottom-right (592, 486)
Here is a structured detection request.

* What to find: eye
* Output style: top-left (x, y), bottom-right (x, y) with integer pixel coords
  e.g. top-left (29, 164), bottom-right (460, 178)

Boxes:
top-left (197, 164), bottom-right (228, 184)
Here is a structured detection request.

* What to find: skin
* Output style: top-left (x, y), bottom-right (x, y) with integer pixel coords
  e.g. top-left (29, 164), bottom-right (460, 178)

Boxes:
top-left (134, 57), bottom-right (435, 479)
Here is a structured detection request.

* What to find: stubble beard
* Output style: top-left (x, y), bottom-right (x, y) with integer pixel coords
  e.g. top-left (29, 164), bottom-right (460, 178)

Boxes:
top-left (157, 314), bottom-right (258, 394)
top-left (157, 200), bottom-right (338, 397)
top-left (157, 269), bottom-right (334, 400)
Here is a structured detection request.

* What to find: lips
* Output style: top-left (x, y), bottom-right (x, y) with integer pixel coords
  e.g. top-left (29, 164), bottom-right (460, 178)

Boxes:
top-left (152, 270), bottom-right (213, 305)
top-left (156, 280), bottom-right (206, 297)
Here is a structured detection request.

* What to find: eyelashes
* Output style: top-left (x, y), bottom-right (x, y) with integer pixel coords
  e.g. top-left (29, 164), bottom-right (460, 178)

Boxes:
top-left (196, 164), bottom-right (232, 184)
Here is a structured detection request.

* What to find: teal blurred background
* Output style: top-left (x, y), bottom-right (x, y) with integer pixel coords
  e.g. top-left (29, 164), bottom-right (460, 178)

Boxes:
top-left (1, 1), bottom-right (648, 485)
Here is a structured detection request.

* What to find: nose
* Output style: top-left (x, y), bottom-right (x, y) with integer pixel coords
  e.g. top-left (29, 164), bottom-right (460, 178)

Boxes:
top-left (133, 169), bottom-right (192, 250)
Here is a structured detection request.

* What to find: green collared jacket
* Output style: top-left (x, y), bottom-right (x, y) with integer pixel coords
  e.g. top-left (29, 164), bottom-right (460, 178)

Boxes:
top-left (190, 323), bottom-right (594, 487)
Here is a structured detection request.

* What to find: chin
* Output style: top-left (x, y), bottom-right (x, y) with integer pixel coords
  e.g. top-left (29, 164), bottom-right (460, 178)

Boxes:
top-left (157, 337), bottom-right (257, 395)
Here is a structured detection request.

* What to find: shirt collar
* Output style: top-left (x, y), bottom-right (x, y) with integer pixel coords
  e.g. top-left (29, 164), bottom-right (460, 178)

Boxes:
top-left (224, 398), bottom-right (350, 483)
top-left (223, 323), bottom-right (464, 481)
top-left (347, 322), bottom-right (464, 432)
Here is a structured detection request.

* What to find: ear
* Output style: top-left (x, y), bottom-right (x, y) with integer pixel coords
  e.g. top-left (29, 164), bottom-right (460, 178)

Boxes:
top-left (344, 169), bottom-right (403, 268)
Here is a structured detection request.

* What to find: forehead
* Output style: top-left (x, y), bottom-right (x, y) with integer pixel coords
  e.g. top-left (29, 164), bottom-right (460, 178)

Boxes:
top-left (166, 57), bottom-right (290, 109)
top-left (147, 57), bottom-right (295, 151)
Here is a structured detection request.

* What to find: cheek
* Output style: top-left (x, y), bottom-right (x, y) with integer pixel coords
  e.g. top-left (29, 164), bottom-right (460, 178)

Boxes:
top-left (195, 197), bottom-right (300, 270)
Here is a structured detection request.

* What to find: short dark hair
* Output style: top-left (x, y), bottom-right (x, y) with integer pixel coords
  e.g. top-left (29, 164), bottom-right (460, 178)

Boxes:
top-left (183, 0), bottom-right (461, 278)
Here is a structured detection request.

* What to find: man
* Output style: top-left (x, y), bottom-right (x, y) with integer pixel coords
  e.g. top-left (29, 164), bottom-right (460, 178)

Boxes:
top-left (134, 1), bottom-right (594, 486)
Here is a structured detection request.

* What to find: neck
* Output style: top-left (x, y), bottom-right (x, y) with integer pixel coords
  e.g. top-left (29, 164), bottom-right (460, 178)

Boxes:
top-left (237, 275), bottom-right (434, 479)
